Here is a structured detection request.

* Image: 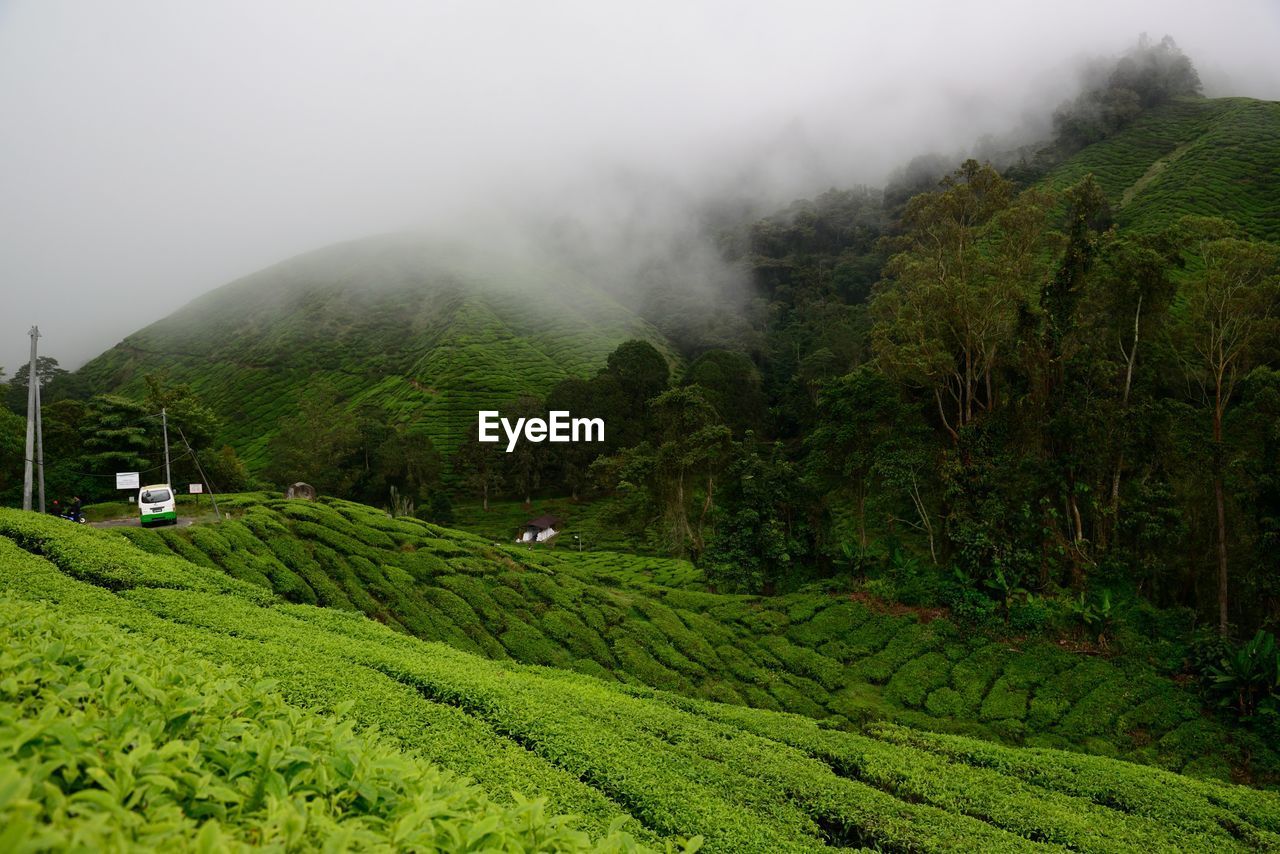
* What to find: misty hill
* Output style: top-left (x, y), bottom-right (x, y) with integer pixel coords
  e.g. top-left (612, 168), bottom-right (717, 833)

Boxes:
top-left (5, 504), bottom-right (1280, 850)
top-left (1045, 96), bottom-right (1280, 240)
top-left (74, 96), bottom-right (1280, 477)
top-left (76, 235), bottom-right (677, 465)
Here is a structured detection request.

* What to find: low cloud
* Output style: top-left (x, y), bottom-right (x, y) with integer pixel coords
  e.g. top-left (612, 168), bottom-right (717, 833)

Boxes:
top-left (1, 0), bottom-right (1277, 371)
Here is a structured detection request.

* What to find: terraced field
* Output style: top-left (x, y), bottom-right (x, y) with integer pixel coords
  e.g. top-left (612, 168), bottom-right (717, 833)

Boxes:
top-left (4, 507), bottom-right (1280, 851)
top-left (76, 236), bottom-right (677, 464)
top-left (1046, 96), bottom-right (1280, 241)
top-left (107, 495), bottom-right (1278, 783)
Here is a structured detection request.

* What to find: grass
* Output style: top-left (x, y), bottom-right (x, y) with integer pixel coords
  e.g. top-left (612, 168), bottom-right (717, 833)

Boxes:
top-left (85, 493), bottom-right (1280, 784)
top-left (4, 506), bottom-right (1280, 851)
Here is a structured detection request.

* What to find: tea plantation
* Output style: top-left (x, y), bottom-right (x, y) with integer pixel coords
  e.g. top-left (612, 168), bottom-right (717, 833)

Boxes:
top-left (75, 237), bottom-right (676, 464)
top-left (94, 495), bottom-right (1280, 784)
top-left (3, 507), bottom-right (1280, 851)
top-left (1046, 96), bottom-right (1280, 241)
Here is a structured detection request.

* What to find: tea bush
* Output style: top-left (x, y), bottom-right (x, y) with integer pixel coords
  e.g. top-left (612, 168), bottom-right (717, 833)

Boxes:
top-left (0, 595), bottom-right (659, 853)
top-left (23, 496), bottom-right (1277, 783)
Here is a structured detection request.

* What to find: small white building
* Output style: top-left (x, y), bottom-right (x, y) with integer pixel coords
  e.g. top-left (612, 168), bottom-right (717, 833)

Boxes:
top-left (518, 515), bottom-right (560, 543)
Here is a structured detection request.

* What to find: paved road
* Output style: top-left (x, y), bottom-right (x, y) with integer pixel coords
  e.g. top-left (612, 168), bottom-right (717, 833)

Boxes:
top-left (90, 517), bottom-right (196, 529)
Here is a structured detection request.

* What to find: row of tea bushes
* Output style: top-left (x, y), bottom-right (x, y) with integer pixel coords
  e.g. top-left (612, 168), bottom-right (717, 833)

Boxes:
top-left (104, 496), bottom-right (1271, 779)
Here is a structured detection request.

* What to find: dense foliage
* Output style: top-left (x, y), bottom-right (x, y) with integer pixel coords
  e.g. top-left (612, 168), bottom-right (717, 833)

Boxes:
top-left (4, 508), bottom-right (1280, 851)
top-left (105, 494), bottom-right (1279, 782)
top-left (0, 596), bottom-right (650, 852)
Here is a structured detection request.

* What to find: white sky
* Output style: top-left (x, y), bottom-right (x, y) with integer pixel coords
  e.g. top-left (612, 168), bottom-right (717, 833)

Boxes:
top-left (1, 0), bottom-right (1278, 370)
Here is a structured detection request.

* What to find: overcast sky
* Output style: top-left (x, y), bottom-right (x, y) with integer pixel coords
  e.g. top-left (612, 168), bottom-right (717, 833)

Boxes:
top-left (1, 1), bottom-right (1278, 372)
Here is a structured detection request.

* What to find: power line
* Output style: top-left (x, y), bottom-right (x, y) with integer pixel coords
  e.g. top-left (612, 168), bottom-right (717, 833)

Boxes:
top-left (20, 449), bottom-right (193, 479)
top-left (173, 423), bottom-right (221, 522)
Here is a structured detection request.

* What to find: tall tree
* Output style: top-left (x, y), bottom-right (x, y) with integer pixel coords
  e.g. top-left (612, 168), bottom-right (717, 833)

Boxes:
top-left (0, 407), bottom-right (25, 501)
top-left (5, 356), bottom-right (69, 413)
top-left (871, 161), bottom-right (1057, 441)
top-left (264, 382), bottom-right (360, 495)
top-left (703, 440), bottom-right (813, 593)
top-left (1174, 217), bottom-right (1280, 634)
top-left (502, 395), bottom-right (546, 507)
top-left (142, 374), bottom-right (231, 489)
top-left (682, 349), bottom-right (766, 437)
top-left (806, 367), bottom-right (907, 547)
top-left (82, 394), bottom-right (157, 489)
top-left (1077, 232), bottom-right (1178, 548)
top-left (648, 387), bottom-right (731, 558)
top-left (1023, 175), bottom-right (1112, 585)
top-left (453, 421), bottom-right (505, 511)
top-left (546, 377), bottom-right (603, 500)
top-left (606, 339), bottom-right (670, 430)
top-left (372, 425), bottom-right (442, 504)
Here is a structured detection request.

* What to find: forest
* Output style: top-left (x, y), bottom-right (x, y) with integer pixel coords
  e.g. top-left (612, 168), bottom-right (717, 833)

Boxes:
top-left (3, 34), bottom-right (1278, 747)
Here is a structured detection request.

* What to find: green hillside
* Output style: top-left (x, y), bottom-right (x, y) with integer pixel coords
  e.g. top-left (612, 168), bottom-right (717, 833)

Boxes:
top-left (1045, 96), bottom-right (1280, 240)
top-left (68, 97), bottom-right (1277, 478)
top-left (4, 508), bottom-right (1280, 851)
top-left (96, 495), bottom-right (1279, 783)
top-left (75, 236), bottom-right (676, 466)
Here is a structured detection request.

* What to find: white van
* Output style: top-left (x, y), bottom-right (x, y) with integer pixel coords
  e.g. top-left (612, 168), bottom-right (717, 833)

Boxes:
top-left (138, 484), bottom-right (177, 527)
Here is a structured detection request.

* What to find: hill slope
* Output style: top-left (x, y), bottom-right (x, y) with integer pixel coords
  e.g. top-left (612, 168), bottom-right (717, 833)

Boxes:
top-left (76, 236), bottom-right (677, 465)
top-left (102, 495), bottom-right (1280, 783)
top-left (3, 507), bottom-right (1280, 851)
top-left (1045, 96), bottom-right (1280, 240)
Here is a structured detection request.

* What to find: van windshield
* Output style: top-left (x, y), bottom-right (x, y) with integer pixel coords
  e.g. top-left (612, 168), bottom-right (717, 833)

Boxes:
top-left (141, 489), bottom-right (172, 503)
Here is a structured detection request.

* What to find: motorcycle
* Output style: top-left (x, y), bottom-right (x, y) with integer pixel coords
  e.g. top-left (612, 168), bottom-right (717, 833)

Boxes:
top-left (49, 504), bottom-right (87, 524)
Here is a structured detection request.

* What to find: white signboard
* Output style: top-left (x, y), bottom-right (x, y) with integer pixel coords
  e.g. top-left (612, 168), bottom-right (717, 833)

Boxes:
top-left (189, 483), bottom-right (204, 494)
top-left (116, 472), bottom-right (140, 490)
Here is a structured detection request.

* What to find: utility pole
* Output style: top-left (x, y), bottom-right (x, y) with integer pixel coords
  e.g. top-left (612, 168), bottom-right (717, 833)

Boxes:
top-left (161, 406), bottom-right (172, 485)
top-left (34, 369), bottom-right (45, 513)
top-left (21, 326), bottom-right (39, 512)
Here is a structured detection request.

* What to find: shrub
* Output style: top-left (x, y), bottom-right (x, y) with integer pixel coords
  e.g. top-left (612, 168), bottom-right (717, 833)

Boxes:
top-left (498, 621), bottom-right (572, 668)
top-left (0, 597), bottom-right (644, 852)
top-left (979, 678), bottom-right (1029, 722)
top-left (1204, 630), bottom-right (1280, 730)
top-left (925, 687), bottom-right (966, 717)
top-left (884, 653), bottom-right (952, 708)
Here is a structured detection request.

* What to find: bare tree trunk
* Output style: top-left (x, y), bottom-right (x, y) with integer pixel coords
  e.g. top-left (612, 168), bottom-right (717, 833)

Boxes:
top-left (1213, 393), bottom-right (1229, 636)
top-left (1215, 470), bottom-right (1229, 635)
top-left (695, 474), bottom-right (715, 553)
top-left (907, 472), bottom-right (937, 565)
top-left (1109, 295), bottom-right (1142, 544)
top-left (964, 348), bottom-right (974, 425)
top-left (672, 469), bottom-right (694, 556)
top-left (1069, 480), bottom-right (1086, 589)
top-left (935, 388), bottom-right (959, 444)
top-left (855, 486), bottom-right (867, 547)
